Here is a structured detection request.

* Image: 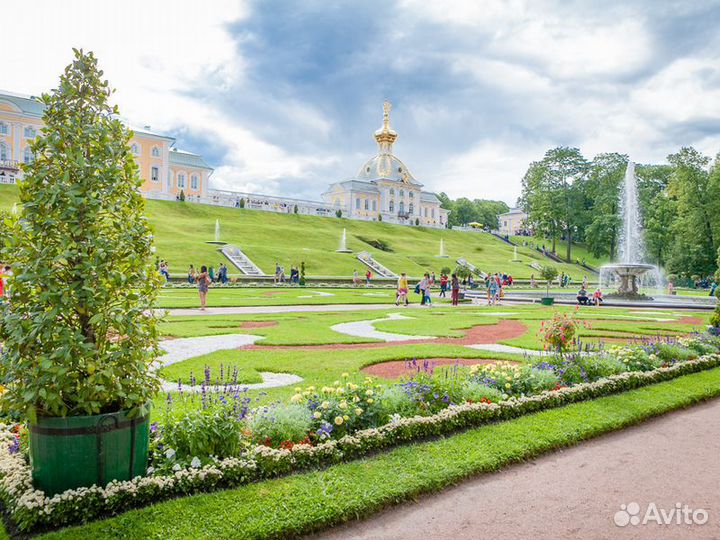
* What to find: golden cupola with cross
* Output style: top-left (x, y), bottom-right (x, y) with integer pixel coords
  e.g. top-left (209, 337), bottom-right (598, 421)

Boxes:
top-left (356, 100), bottom-right (418, 184)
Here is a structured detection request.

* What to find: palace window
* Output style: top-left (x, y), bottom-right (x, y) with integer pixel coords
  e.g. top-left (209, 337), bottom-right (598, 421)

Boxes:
top-left (356, 198), bottom-right (361, 209)
top-left (0, 123), bottom-right (7, 135)
top-left (364, 199), bottom-right (369, 210)
top-left (389, 188), bottom-right (394, 195)
top-left (0, 143), bottom-right (7, 161)
top-left (398, 167), bottom-right (402, 172)
top-left (131, 144), bottom-right (139, 155)
top-left (399, 201), bottom-right (405, 214)
top-left (191, 175), bottom-right (199, 190)
top-left (178, 173), bottom-right (186, 188)
top-left (23, 126), bottom-right (36, 139)
top-left (431, 208), bottom-right (435, 218)
top-left (151, 166), bottom-right (159, 182)
top-left (424, 208), bottom-right (428, 217)
top-left (409, 203), bottom-right (414, 214)
top-left (23, 147), bottom-right (33, 164)
top-left (372, 200), bottom-right (377, 211)
top-left (399, 189), bottom-right (404, 197)
top-left (389, 200), bottom-right (394, 212)
top-left (151, 146), bottom-right (160, 157)
top-left (409, 191), bottom-right (414, 198)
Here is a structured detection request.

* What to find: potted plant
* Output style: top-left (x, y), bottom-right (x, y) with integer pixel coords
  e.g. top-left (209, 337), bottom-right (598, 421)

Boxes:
top-left (0, 50), bottom-right (161, 496)
top-left (539, 265), bottom-right (559, 306)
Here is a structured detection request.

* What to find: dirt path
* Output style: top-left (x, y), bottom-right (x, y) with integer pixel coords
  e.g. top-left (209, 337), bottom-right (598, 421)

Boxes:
top-left (312, 398), bottom-right (720, 540)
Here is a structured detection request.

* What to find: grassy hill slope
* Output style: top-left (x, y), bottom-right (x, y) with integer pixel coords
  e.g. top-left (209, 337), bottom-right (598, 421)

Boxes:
top-left (0, 184), bottom-right (590, 278)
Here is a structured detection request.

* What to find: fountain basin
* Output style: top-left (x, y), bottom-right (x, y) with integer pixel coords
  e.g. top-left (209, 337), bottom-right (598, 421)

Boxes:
top-left (600, 263), bottom-right (657, 296)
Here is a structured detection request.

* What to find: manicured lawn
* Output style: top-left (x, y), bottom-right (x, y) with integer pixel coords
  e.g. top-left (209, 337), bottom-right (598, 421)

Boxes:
top-left (37, 368), bottom-right (720, 540)
top-left (0, 184), bottom-right (589, 279)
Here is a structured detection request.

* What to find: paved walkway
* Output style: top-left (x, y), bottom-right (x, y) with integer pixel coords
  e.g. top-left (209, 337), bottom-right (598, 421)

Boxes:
top-left (313, 398), bottom-right (720, 540)
top-left (164, 303), bottom-right (410, 317)
top-left (330, 313), bottom-right (436, 342)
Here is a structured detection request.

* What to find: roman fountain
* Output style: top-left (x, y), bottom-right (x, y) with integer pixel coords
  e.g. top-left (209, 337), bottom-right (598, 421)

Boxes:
top-left (599, 161), bottom-right (661, 298)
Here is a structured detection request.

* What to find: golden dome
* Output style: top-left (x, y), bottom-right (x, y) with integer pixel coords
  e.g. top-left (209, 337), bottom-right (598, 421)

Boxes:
top-left (374, 100), bottom-right (398, 149)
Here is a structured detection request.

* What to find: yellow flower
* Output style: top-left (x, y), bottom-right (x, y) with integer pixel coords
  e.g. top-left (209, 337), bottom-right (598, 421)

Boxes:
top-left (321, 401), bottom-right (330, 409)
top-left (353, 396), bottom-right (360, 403)
top-left (365, 389), bottom-right (374, 396)
top-left (339, 400), bottom-right (348, 410)
top-left (366, 398), bottom-right (374, 404)
top-left (341, 372), bottom-right (349, 378)
top-left (294, 387), bottom-right (302, 393)
top-left (336, 388), bottom-right (345, 395)
top-left (505, 383), bottom-right (511, 389)
top-left (334, 416), bottom-right (344, 425)
top-left (343, 415), bottom-right (349, 421)
top-left (290, 394), bottom-right (303, 403)
top-left (354, 408), bottom-right (363, 415)
top-left (313, 411), bottom-right (322, 419)
top-left (333, 380), bottom-right (340, 386)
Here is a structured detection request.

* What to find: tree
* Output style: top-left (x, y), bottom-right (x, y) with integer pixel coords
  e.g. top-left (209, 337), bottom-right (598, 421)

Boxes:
top-left (540, 265), bottom-right (559, 297)
top-left (450, 198), bottom-right (477, 226)
top-left (239, 198), bottom-right (245, 208)
top-left (521, 147), bottom-right (588, 262)
top-left (582, 153), bottom-right (625, 259)
top-left (666, 147), bottom-right (718, 275)
top-left (336, 209), bottom-right (342, 218)
top-left (0, 49), bottom-right (161, 419)
top-left (293, 204), bottom-right (298, 214)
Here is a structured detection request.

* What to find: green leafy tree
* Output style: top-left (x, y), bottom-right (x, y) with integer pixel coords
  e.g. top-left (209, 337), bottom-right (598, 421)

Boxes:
top-left (540, 265), bottom-right (559, 297)
top-left (0, 50), bottom-right (161, 420)
top-left (582, 153), bottom-right (625, 259)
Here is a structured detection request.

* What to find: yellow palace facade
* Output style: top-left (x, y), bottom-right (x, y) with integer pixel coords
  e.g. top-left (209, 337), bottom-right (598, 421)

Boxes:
top-left (0, 90), bottom-right (212, 201)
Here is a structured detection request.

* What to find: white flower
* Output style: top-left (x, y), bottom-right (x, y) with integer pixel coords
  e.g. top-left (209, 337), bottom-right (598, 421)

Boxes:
top-left (172, 464), bottom-right (181, 472)
top-left (190, 457), bottom-right (201, 469)
top-left (165, 448), bottom-right (176, 460)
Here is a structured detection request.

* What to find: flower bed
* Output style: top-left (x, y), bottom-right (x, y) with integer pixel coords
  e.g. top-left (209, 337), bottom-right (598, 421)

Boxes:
top-left (2, 347), bottom-right (720, 532)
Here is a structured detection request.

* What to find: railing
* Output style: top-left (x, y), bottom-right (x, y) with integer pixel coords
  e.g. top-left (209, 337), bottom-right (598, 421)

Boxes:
top-left (397, 212), bottom-right (410, 219)
top-left (0, 160), bottom-right (20, 170)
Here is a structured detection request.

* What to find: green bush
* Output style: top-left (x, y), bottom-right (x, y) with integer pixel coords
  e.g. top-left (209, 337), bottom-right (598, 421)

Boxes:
top-left (356, 236), bottom-right (394, 252)
top-left (534, 354), bottom-right (625, 385)
top-left (461, 381), bottom-right (504, 403)
top-left (606, 346), bottom-right (662, 371)
top-left (653, 343), bottom-right (697, 363)
top-left (378, 385), bottom-right (421, 421)
top-left (163, 402), bottom-right (243, 460)
top-left (0, 50), bottom-right (160, 419)
top-left (250, 403), bottom-right (312, 446)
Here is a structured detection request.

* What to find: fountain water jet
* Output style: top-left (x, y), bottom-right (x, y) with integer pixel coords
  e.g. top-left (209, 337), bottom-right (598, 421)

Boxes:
top-left (599, 161), bottom-right (662, 297)
top-left (336, 228), bottom-right (353, 253)
top-left (215, 219), bottom-right (220, 243)
top-left (436, 238), bottom-right (448, 258)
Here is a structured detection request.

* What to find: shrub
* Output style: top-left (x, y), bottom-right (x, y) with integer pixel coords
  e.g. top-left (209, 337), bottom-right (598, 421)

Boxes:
top-left (162, 402), bottom-right (244, 462)
top-left (462, 381), bottom-right (504, 403)
top-left (0, 49), bottom-right (161, 419)
top-left (606, 346), bottom-right (661, 371)
top-left (651, 342), bottom-right (697, 363)
top-left (540, 266), bottom-right (558, 296)
top-left (378, 385), bottom-right (422, 421)
top-left (249, 403), bottom-right (312, 447)
top-left (710, 309), bottom-right (720, 329)
top-left (534, 354), bottom-right (625, 385)
top-left (356, 236), bottom-right (394, 252)
top-left (539, 311), bottom-right (588, 354)
top-left (469, 362), bottom-right (559, 396)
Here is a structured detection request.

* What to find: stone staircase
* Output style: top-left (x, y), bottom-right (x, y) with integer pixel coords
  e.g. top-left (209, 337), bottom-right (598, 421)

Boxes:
top-left (356, 251), bottom-right (397, 278)
top-left (221, 245), bottom-right (266, 276)
top-left (456, 258), bottom-right (488, 279)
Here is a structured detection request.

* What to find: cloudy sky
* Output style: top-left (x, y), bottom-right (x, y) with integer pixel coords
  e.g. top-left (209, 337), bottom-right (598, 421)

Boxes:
top-left (5, 0), bottom-right (720, 204)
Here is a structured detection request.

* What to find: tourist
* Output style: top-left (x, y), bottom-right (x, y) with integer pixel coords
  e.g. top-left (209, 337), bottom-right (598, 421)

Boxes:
top-left (275, 262), bottom-right (282, 284)
top-left (187, 264), bottom-right (196, 284)
top-left (668, 281), bottom-right (676, 295)
top-left (396, 272), bottom-right (409, 306)
top-left (577, 286), bottom-right (589, 305)
top-left (219, 263), bottom-right (229, 284)
top-left (208, 265), bottom-right (215, 283)
top-left (365, 269), bottom-right (373, 286)
top-left (451, 273), bottom-right (460, 306)
top-left (487, 275), bottom-right (498, 305)
top-left (530, 273), bottom-right (537, 288)
top-left (353, 269), bottom-right (360, 287)
top-left (557, 272), bottom-right (564, 288)
top-left (593, 288), bottom-right (603, 306)
top-left (508, 274), bottom-right (513, 286)
top-left (468, 275), bottom-right (475, 289)
top-left (430, 272), bottom-right (436, 287)
top-left (418, 273), bottom-right (430, 306)
top-left (582, 275), bottom-right (588, 289)
top-left (159, 260), bottom-right (170, 281)
top-left (439, 273), bottom-right (448, 297)
top-left (710, 281), bottom-right (717, 297)
top-left (197, 265), bottom-right (210, 309)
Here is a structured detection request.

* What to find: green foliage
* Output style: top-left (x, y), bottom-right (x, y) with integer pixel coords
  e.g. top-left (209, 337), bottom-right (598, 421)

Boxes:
top-left (378, 385), bottom-right (420, 421)
top-left (461, 381), bottom-right (504, 403)
top-left (539, 265), bottom-right (558, 283)
top-left (455, 264), bottom-right (471, 280)
top-left (606, 346), bottom-right (662, 371)
top-left (0, 50), bottom-right (161, 419)
top-left (293, 204), bottom-right (298, 214)
top-left (249, 403), bottom-right (312, 446)
top-left (438, 194), bottom-right (509, 229)
top-left (356, 236), bottom-right (393, 252)
top-left (653, 343), bottom-right (696, 363)
top-left (469, 362), bottom-right (559, 396)
top-left (162, 402), bottom-right (243, 460)
top-left (239, 198), bottom-right (245, 208)
top-left (534, 355), bottom-right (625, 385)
top-left (440, 266), bottom-right (452, 276)
top-left (335, 209), bottom-right (342, 218)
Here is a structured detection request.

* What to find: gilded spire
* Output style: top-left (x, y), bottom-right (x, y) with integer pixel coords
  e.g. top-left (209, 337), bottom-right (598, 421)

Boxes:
top-left (374, 100), bottom-right (397, 154)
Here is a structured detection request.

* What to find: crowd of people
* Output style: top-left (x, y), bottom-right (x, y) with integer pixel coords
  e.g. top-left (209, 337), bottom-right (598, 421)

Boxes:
top-left (274, 262), bottom-right (302, 284)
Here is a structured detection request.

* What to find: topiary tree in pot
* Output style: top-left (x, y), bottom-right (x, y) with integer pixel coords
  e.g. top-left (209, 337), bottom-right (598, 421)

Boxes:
top-left (539, 265), bottom-right (559, 305)
top-left (0, 49), bottom-right (161, 496)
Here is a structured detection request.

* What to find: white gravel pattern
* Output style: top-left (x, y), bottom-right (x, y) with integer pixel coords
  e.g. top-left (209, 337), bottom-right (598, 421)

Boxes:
top-left (156, 333), bottom-right (302, 391)
top-left (331, 313), bottom-right (436, 342)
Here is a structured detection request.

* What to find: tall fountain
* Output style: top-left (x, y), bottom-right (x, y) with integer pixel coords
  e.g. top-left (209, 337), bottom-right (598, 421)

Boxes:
top-left (600, 161), bottom-right (660, 297)
top-left (336, 228), bottom-right (353, 253)
top-left (437, 238), bottom-right (448, 258)
top-left (215, 219), bottom-right (220, 243)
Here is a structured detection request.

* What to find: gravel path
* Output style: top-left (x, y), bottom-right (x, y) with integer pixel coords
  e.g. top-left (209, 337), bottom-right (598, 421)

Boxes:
top-left (313, 398), bottom-right (720, 540)
top-left (164, 304), bottom-right (417, 317)
top-left (156, 334), bottom-right (302, 391)
top-left (331, 313), bottom-right (436, 342)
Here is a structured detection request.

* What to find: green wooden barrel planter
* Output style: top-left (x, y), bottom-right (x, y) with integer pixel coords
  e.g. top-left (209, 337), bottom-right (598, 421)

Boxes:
top-left (30, 410), bottom-right (149, 496)
top-left (540, 297), bottom-right (555, 306)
